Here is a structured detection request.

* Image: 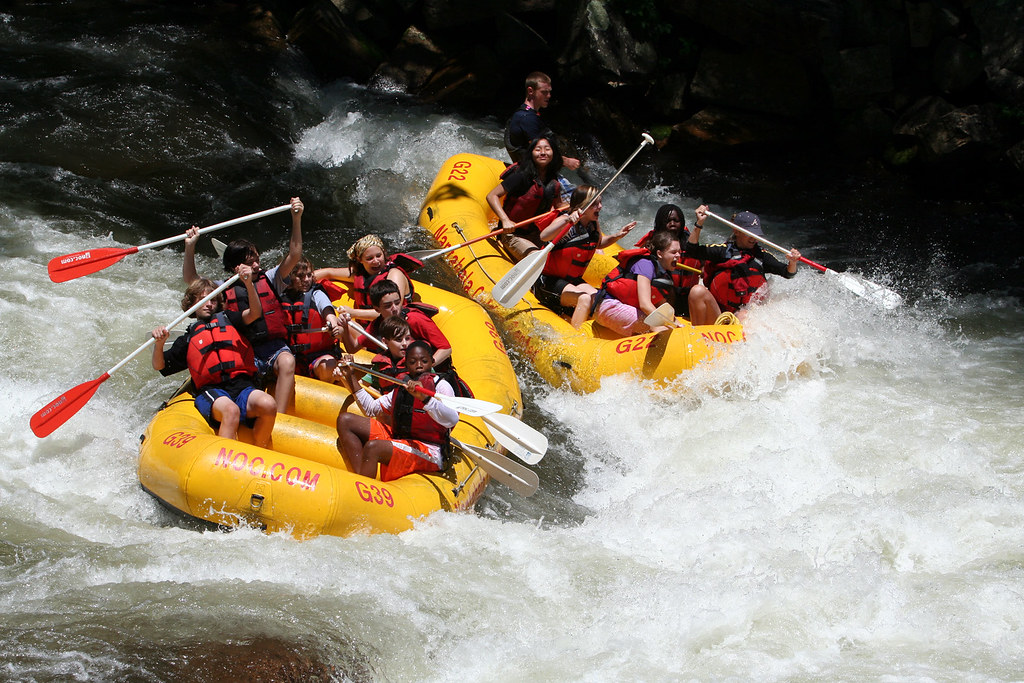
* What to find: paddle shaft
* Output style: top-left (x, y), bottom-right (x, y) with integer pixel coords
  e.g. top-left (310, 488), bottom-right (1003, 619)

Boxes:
top-left (353, 363), bottom-right (447, 400)
top-left (30, 274), bottom-right (241, 437)
top-left (419, 211), bottom-right (557, 263)
top-left (705, 210), bottom-right (823, 273)
top-left (141, 204), bottom-right (293, 253)
top-left (347, 319), bottom-right (387, 351)
top-left (491, 133), bottom-right (654, 308)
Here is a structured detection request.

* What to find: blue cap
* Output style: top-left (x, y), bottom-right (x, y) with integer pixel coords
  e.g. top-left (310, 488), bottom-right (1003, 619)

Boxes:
top-left (733, 211), bottom-right (763, 236)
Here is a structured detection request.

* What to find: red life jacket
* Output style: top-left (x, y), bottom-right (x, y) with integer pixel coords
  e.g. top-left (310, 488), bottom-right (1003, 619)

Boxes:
top-left (542, 221), bottom-right (599, 279)
top-left (184, 313), bottom-right (257, 390)
top-left (389, 373), bottom-right (450, 448)
top-left (223, 272), bottom-right (289, 344)
top-left (600, 248), bottom-right (686, 308)
top-left (350, 255), bottom-right (420, 309)
top-left (500, 164), bottom-right (558, 232)
top-left (704, 246), bottom-right (769, 312)
top-left (280, 285), bottom-right (334, 361)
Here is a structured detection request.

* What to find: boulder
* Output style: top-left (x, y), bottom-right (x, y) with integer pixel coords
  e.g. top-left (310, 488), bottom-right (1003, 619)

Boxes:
top-left (286, 0), bottom-right (386, 81)
top-left (824, 45), bottom-right (894, 110)
top-left (369, 25), bottom-right (445, 94)
top-left (558, 0), bottom-right (657, 85)
top-left (932, 36), bottom-right (984, 95)
top-left (689, 47), bottom-right (812, 119)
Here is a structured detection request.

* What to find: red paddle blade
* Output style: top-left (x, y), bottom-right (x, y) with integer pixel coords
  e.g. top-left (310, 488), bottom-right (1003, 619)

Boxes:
top-left (30, 373), bottom-right (109, 437)
top-left (48, 246), bottom-right (138, 283)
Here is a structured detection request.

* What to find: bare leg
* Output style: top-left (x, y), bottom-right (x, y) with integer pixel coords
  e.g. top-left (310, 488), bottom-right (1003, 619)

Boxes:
top-left (561, 285), bottom-right (597, 329)
top-left (211, 397), bottom-right (241, 440)
top-left (273, 351), bottom-right (296, 414)
top-left (688, 285), bottom-right (722, 326)
top-left (246, 389), bottom-right (277, 448)
top-left (336, 412), bottom-right (376, 477)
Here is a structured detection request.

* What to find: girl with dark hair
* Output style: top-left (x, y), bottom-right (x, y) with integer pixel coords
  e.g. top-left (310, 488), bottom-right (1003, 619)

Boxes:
top-left (486, 136), bottom-right (565, 261)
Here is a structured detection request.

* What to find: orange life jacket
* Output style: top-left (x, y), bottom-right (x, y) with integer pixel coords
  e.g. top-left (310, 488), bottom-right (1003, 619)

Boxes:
top-left (184, 313), bottom-right (257, 390)
top-left (280, 285), bottom-right (334, 363)
top-left (223, 272), bottom-right (289, 344)
top-left (600, 248), bottom-right (687, 308)
top-left (542, 220), bottom-right (599, 279)
top-left (703, 246), bottom-right (769, 312)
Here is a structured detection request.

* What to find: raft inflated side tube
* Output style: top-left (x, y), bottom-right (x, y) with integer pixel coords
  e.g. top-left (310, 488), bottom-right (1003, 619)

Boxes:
top-left (417, 154), bottom-right (744, 393)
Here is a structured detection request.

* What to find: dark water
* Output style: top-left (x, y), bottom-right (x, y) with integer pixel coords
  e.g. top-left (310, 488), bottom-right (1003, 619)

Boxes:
top-left (3, 3), bottom-right (1024, 680)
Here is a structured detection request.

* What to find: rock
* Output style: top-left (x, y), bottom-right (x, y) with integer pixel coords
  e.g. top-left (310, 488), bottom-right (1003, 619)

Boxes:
top-left (932, 36), bottom-right (984, 94)
top-left (558, 0), bottom-right (657, 85)
top-left (824, 45), bottom-right (894, 110)
top-left (286, 0), bottom-right (386, 81)
top-left (672, 106), bottom-right (804, 148)
top-left (369, 25), bottom-right (445, 94)
top-left (689, 47), bottom-right (812, 119)
top-left (897, 99), bottom-right (1008, 163)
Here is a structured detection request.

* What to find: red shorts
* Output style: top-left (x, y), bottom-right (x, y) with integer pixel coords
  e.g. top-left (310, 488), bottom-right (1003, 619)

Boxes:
top-left (367, 420), bottom-right (442, 482)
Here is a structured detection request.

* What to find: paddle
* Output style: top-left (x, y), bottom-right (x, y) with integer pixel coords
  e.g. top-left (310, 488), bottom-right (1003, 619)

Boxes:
top-left (347, 319), bottom-right (387, 351)
top-left (705, 210), bottom-right (903, 310)
top-left (450, 437), bottom-right (539, 497)
top-left (643, 302), bottom-right (677, 327)
top-left (48, 205), bottom-right (293, 283)
top-left (492, 133), bottom-right (655, 308)
top-left (405, 210), bottom-right (559, 263)
top-left (351, 326), bottom-right (547, 463)
top-left (473, 411), bottom-right (546, 465)
top-left (30, 274), bottom-right (241, 437)
top-left (350, 363), bottom-right (502, 417)
top-left (676, 262), bottom-right (702, 274)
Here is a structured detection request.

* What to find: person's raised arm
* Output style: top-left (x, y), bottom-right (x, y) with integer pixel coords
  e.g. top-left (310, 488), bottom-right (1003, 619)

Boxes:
top-left (277, 197), bottom-right (304, 277)
top-left (183, 226), bottom-right (200, 285)
top-left (599, 221), bottom-right (636, 248)
top-left (539, 210), bottom-right (578, 242)
top-left (235, 264), bottom-right (262, 325)
top-left (151, 326), bottom-right (169, 371)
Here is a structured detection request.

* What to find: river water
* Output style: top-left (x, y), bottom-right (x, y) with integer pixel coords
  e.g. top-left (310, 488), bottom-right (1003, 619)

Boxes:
top-left (2, 4), bottom-right (1023, 681)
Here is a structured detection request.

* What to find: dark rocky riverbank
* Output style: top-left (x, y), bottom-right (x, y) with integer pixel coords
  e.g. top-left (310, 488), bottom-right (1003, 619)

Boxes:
top-left (241, 0), bottom-right (1024, 198)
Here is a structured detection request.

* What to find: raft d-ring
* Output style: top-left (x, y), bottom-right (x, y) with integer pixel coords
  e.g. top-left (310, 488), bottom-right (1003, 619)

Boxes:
top-left (249, 494), bottom-right (265, 511)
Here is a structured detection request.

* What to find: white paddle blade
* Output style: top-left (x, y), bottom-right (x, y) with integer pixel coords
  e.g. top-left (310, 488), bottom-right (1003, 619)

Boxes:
top-left (437, 394), bottom-right (503, 417)
top-left (491, 245), bottom-right (552, 308)
top-left (643, 302), bottom-right (676, 327)
top-left (482, 413), bottom-right (547, 465)
top-left (212, 237), bottom-right (227, 258)
top-left (827, 269), bottom-right (902, 310)
top-left (453, 439), bottom-right (539, 497)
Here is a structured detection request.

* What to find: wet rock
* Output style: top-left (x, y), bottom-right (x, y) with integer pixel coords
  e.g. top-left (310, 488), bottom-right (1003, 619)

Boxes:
top-left (689, 48), bottom-right (812, 119)
top-left (932, 36), bottom-right (984, 94)
top-left (369, 25), bottom-right (445, 94)
top-left (558, 0), bottom-right (657, 84)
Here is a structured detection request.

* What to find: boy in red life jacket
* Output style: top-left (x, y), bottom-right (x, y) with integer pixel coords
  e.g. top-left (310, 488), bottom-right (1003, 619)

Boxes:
top-left (313, 234), bottom-right (420, 319)
top-left (685, 206), bottom-right (801, 326)
top-left (182, 197), bottom-right (303, 414)
top-left (150, 271), bottom-right (277, 447)
top-left (334, 341), bottom-right (459, 481)
top-left (338, 280), bottom-right (453, 372)
top-left (534, 184), bottom-right (635, 328)
top-left (280, 257), bottom-right (345, 383)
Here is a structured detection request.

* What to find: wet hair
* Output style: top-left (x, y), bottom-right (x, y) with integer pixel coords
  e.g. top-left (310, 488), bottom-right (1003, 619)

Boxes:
top-left (654, 204), bottom-right (685, 232)
top-left (406, 340), bottom-right (434, 360)
top-left (569, 184), bottom-right (599, 212)
top-left (346, 234), bottom-right (386, 276)
top-left (649, 230), bottom-right (679, 254)
top-left (222, 239), bottom-right (259, 273)
top-left (525, 71), bottom-right (551, 93)
top-left (368, 279), bottom-right (401, 307)
top-left (378, 315), bottom-right (411, 342)
top-left (181, 278), bottom-right (222, 316)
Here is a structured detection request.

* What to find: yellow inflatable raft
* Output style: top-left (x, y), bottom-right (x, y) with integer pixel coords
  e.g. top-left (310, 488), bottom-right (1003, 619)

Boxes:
top-left (138, 281), bottom-right (522, 538)
top-left (417, 153), bottom-right (744, 393)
